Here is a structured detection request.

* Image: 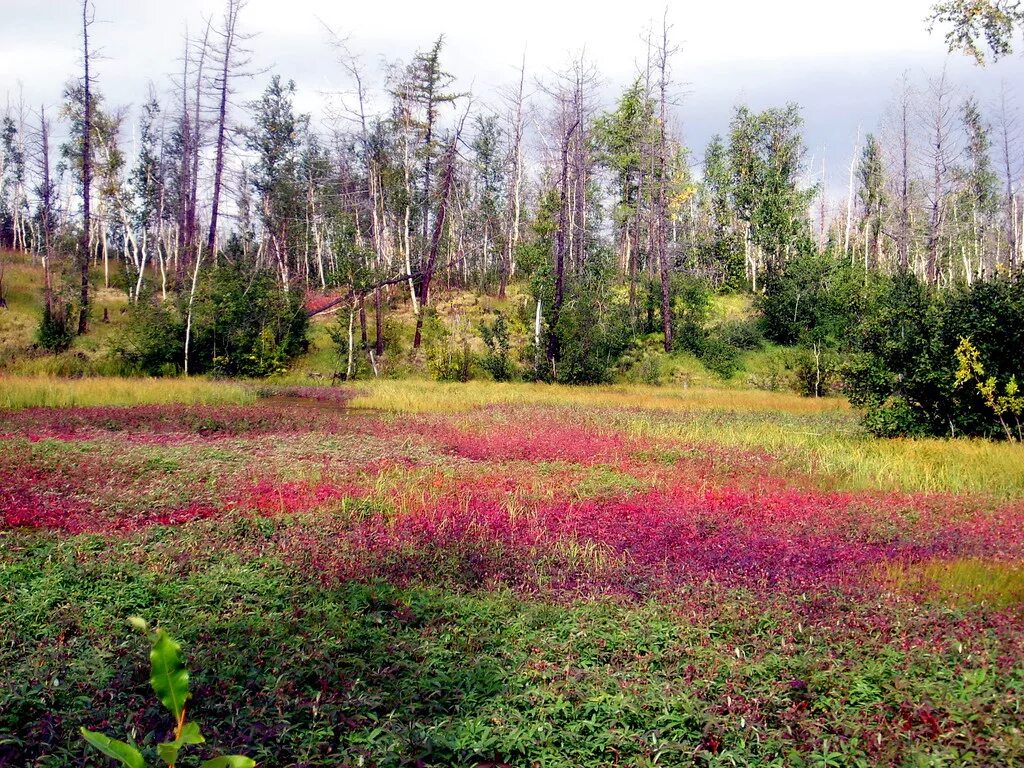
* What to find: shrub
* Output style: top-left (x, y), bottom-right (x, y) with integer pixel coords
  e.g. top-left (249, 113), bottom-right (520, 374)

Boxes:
top-left (36, 303), bottom-right (75, 353)
top-left (715, 316), bottom-right (764, 351)
top-left (670, 274), bottom-right (711, 354)
top-left (479, 312), bottom-right (516, 382)
top-left (423, 310), bottom-right (475, 382)
top-left (698, 335), bottom-right (741, 380)
top-left (115, 297), bottom-right (185, 375)
top-left (846, 272), bottom-right (1024, 438)
top-left (115, 255), bottom-right (308, 378)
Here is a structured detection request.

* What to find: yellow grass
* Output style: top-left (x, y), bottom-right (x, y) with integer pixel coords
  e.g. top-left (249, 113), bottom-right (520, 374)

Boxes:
top-left (344, 378), bottom-right (849, 415)
top-left (884, 559), bottom-right (1024, 608)
top-left (343, 379), bottom-right (1024, 497)
top-left (626, 413), bottom-right (1024, 497)
top-left (0, 375), bottom-right (254, 409)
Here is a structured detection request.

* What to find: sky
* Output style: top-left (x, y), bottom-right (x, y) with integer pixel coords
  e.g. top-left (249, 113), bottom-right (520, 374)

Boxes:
top-left (2, 0), bottom-right (1023, 197)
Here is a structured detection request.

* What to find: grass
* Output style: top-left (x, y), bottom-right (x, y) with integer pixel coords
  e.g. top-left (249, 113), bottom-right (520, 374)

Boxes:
top-left (623, 409), bottom-right (1024, 498)
top-left (886, 558), bottom-right (1024, 608)
top-left (338, 378), bottom-right (1024, 497)
top-left (343, 378), bottom-right (849, 415)
top-left (0, 375), bottom-right (255, 409)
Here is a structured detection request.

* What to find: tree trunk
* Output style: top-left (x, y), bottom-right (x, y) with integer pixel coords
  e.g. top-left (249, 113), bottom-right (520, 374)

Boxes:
top-left (77, 0), bottom-right (93, 334)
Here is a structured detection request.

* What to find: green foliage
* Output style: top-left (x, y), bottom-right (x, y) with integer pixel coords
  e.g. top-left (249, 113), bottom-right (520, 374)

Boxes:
top-left (955, 337), bottom-right (1024, 440)
top-left (758, 252), bottom-right (863, 348)
top-left (478, 312), bottom-right (515, 382)
top-left (117, 247), bottom-right (309, 378)
top-left (115, 297), bottom-right (184, 376)
top-left (715, 317), bottom-right (764, 352)
top-left (550, 255), bottom-right (631, 385)
top-left (697, 136), bottom-right (746, 289)
top-left (697, 334), bottom-right (741, 379)
top-left (727, 104), bottom-right (816, 267)
top-left (81, 618), bottom-right (253, 768)
top-left (846, 272), bottom-right (1024, 438)
top-left (36, 302), bottom-right (75, 353)
top-left (424, 309), bottom-right (475, 382)
top-left (670, 275), bottom-right (712, 354)
top-left (929, 0), bottom-right (1024, 63)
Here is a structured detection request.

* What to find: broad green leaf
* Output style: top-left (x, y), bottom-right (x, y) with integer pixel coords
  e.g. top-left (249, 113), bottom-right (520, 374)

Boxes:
top-left (149, 628), bottom-right (190, 722)
top-left (199, 756), bottom-right (256, 768)
top-left (80, 727), bottom-right (146, 768)
top-left (157, 721), bottom-right (204, 766)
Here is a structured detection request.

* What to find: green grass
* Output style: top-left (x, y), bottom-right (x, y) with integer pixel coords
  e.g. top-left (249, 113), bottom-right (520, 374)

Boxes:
top-left (3, 530), bottom-right (1021, 767)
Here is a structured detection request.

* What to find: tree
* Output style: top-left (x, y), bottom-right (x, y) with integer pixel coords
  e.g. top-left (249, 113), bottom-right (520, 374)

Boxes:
top-left (246, 75), bottom-right (308, 286)
top-left (593, 80), bottom-right (656, 315)
top-left (857, 134), bottom-right (887, 269)
top-left (929, 0), bottom-right (1024, 64)
top-left (394, 36), bottom-right (461, 241)
top-left (728, 104), bottom-right (815, 283)
top-left (653, 12), bottom-right (678, 352)
top-left (920, 67), bottom-right (960, 284)
top-left (960, 97), bottom-right (1000, 279)
top-left (697, 135), bottom-right (744, 288)
top-left (77, 0), bottom-right (94, 334)
top-left (207, 0), bottom-right (252, 253)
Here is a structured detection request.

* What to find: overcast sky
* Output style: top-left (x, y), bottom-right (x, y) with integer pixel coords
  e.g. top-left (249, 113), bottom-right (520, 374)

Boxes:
top-left (2, 0), bottom-right (1023, 196)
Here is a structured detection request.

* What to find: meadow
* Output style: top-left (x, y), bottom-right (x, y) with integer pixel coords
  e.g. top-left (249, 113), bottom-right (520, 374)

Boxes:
top-left (2, 379), bottom-right (1023, 767)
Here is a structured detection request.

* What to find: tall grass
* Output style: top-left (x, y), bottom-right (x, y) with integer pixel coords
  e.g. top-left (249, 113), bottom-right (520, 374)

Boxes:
top-left (344, 379), bottom-right (849, 415)
top-left (884, 559), bottom-right (1024, 607)
top-left (624, 411), bottom-right (1024, 498)
top-left (0, 375), bottom-right (254, 409)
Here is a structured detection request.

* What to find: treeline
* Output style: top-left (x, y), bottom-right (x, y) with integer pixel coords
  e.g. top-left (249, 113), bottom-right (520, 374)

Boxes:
top-left (0, 1), bottom-right (1022, 438)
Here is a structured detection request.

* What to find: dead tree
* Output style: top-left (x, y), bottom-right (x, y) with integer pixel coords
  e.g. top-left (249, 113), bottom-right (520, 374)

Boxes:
top-left (500, 52), bottom-right (527, 299)
top-left (207, 0), bottom-right (251, 254)
top-left (38, 106), bottom-right (55, 311)
top-left (921, 67), bottom-right (959, 284)
top-left (547, 117), bottom-right (580, 365)
top-left (77, 0), bottom-right (94, 334)
top-left (995, 83), bottom-right (1020, 271)
top-left (413, 110), bottom-right (469, 350)
top-left (654, 12), bottom-right (677, 352)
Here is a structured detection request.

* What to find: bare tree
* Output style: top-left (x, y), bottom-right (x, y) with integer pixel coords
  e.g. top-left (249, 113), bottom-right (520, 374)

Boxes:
top-left (77, 0), bottom-right (94, 334)
top-left (881, 73), bottom-right (917, 272)
top-left (207, 0), bottom-right (252, 253)
top-left (500, 51), bottom-right (527, 299)
top-left (654, 11), bottom-right (678, 352)
top-left (994, 82), bottom-right (1021, 270)
top-left (920, 66), bottom-right (960, 284)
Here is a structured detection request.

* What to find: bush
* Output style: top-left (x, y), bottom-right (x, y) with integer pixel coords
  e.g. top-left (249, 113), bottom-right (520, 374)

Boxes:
top-left (698, 335), bottom-right (741, 380)
top-left (845, 271), bottom-right (1024, 439)
top-left (423, 310), bottom-right (475, 382)
top-left (115, 297), bottom-right (184, 375)
top-left (36, 303), bottom-right (75, 353)
top-left (479, 312), bottom-right (516, 382)
top-left (715, 317), bottom-right (763, 351)
top-left (758, 252), bottom-right (863, 348)
top-left (671, 275), bottom-right (712, 354)
top-left (115, 253), bottom-right (309, 378)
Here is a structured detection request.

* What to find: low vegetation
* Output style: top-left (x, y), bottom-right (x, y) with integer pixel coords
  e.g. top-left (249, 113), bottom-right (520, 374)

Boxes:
top-left (2, 392), bottom-right (1023, 766)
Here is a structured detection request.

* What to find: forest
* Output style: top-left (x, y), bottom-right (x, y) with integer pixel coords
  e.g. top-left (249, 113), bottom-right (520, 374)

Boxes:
top-left (1, 1), bottom-right (1023, 766)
